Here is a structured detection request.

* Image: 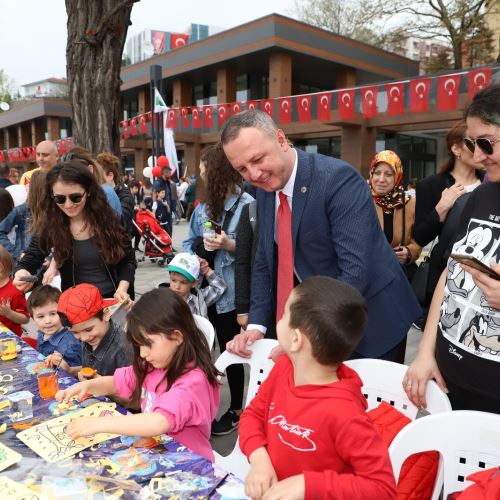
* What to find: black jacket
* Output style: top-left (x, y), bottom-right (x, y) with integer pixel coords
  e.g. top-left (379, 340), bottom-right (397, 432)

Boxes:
top-left (115, 183), bottom-right (135, 238)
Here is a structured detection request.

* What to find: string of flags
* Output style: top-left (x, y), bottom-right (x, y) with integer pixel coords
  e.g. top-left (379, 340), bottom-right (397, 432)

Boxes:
top-left (0, 137), bottom-right (73, 163)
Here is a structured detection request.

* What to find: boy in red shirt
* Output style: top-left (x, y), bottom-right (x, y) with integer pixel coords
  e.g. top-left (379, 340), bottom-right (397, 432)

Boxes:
top-left (239, 276), bottom-right (396, 500)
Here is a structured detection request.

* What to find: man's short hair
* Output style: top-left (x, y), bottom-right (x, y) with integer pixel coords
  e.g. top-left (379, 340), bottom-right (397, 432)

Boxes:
top-left (0, 163), bottom-right (10, 178)
top-left (289, 276), bottom-right (367, 365)
top-left (27, 285), bottom-right (61, 316)
top-left (220, 109), bottom-right (277, 145)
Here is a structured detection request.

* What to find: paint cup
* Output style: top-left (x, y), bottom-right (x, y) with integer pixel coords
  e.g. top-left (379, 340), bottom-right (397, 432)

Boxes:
top-left (0, 338), bottom-right (17, 361)
top-left (80, 367), bottom-right (96, 380)
top-left (37, 372), bottom-right (59, 399)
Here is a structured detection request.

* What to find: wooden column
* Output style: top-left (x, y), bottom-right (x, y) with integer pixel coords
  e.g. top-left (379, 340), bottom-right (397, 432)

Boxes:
top-left (31, 120), bottom-right (44, 145)
top-left (18, 123), bottom-right (31, 146)
top-left (134, 148), bottom-right (148, 180)
top-left (172, 79), bottom-right (192, 107)
top-left (46, 117), bottom-right (60, 141)
top-left (341, 125), bottom-right (376, 178)
top-left (217, 67), bottom-right (236, 103)
top-left (138, 87), bottom-right (150, 114)
top-left (336, 66), bottom-right (356, 89)
top-left (269, 52), bottom-right (292, 98)
top-left (183, 142), bottom-right (202, 177)
top-left (7, 127), bottom-right (17, 148)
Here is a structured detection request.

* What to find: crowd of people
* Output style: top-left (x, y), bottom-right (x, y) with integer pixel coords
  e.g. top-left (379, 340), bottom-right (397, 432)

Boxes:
top-left (0, 83), bottom-right (499, 498)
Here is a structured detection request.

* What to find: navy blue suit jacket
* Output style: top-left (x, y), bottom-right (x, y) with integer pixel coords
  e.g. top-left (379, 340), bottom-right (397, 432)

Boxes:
top-left (249, 149), bottom-right (420, 357)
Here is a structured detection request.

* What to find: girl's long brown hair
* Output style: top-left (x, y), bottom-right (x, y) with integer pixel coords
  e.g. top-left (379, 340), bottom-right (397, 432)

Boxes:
top-left (37, 160), bottom-right (126, 265)
top-left (126, 288), bottom-right (220, 406)
top-left (28, 170), bottom-right (47, 231)
top-left (200, 143), bottom-right (242, 221)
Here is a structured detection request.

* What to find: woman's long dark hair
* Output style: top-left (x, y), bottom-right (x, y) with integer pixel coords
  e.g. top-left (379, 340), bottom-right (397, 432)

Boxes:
top-left (37, 160), bottom-right (126, 264)
top-left (126, 288), bottom-right (220, 406)
top-left (0, 188), bottom-right (14, 222)
top-left (439, 121), bottom-right (467, 174)
top-left (201, 143), bottom-right (242, 221)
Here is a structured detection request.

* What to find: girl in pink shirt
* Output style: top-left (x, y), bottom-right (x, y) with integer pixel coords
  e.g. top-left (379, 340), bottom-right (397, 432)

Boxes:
top-left (56, 288), bottom-right (221, 461)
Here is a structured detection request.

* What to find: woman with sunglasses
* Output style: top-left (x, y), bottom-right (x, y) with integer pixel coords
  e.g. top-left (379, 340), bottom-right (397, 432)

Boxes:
top-left (404, 84), bottom-right (500, 413)
top-left (13, 161), bottom-right (135, 302)
top-left (412, 121), bottom-right (484, 316)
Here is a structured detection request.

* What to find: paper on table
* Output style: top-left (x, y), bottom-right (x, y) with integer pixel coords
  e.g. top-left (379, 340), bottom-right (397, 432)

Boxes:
top-left (0, 441), bottom-right (22, 472)
top-left (0, 476), bottom-right (40, 499)
top-left (17, 402), bottom-right (121, 463)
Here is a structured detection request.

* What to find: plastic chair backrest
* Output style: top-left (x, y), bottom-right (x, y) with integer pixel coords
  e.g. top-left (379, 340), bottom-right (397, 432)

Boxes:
top-left (389, 410), bottom-right (500, 498)
top-left (193, 314), bottom-right (215, 350)
top-left (345, 358), bottom-right (452, 419)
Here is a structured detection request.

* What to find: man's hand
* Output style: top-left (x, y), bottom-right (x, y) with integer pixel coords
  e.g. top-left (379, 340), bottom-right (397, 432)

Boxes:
top-left (227, 329), bottom-right (264, 358)
top-left (461, 262), bottom-right (500, 309)
top-left (262, 475), bottom-right (305, 500)
top-left (237, 313), bottom-right (249, 330)
top-left (245, 448), bottom-right (278, 500)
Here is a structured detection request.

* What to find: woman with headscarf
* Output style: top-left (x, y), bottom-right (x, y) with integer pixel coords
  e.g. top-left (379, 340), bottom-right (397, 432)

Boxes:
top-left (369, 150), bottom-right (421, 278)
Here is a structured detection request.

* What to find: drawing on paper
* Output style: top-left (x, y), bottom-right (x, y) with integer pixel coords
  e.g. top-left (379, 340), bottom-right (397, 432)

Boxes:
top-left (0, 441), bottom-right (22, 472)
top-left (0, 476), bottom-right (39, 499)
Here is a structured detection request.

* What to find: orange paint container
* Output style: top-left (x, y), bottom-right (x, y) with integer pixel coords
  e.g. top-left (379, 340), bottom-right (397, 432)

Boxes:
top-left (37, 372), bottom-right (59, 399)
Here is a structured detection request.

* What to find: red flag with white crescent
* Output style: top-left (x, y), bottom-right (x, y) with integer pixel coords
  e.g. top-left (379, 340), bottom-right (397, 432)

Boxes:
top-left (203, 106), bottom-right (214, 128)
top-left (129, 118), bottom-right (138, 136)
top-left (468, 68), bottom-right (492, 100)
top-left (218, 104), bottom-right (229, 128)
top-left (316, 92), bottom-right (332, 121)
top-left (297, 95), bottom-right (312, 123)
top-left (278, 97), bottom-right (292, 124)
top-left (409, 78), bottom-right (431, 113)
top-left (120, 120), bottom-right (130, 139)
top-left (245, 100), bottom-right (258, 111)
top-left (166, 108), bottom-right (177, 129)
top-left (386, 83), bottom-right (404, 115)
top-left (192, 107), bottom-right (202, 128)
top-left (337, 90), bottom-right (355, 120)
top-left (180, 107), bottom-right (190, 128)
top-left (361, 86), bottom-right (378, 118)
top-left (261, 99), bottom-right (274, 119)
top-left (230, 102), bottom-right (242, 115)
top-left (170, 33), bottom-right (189, 49)
top-left (138, 114), bottom-right (148, 134)
top-left (437, 74), bottom-right (461, 111)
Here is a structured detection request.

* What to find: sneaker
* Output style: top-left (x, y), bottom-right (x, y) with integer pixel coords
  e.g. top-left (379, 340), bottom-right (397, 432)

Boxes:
top-left (211, 409), bottom-right (240, 436)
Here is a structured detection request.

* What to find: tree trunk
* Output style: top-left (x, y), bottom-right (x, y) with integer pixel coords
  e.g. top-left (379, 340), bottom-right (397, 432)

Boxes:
top-left (66, 0), bottom-right (137, 155)
top-left (453, 39), bottom-right (463, 70)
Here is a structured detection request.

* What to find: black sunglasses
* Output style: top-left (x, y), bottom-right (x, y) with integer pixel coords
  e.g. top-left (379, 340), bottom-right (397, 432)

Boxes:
top-left (463, 136), bottom-right (500, 156)
top-left (51, 192), bottom-right (86, 204)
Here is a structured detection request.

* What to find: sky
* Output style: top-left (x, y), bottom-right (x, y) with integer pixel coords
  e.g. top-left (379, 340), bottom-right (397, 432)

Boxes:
top-left (0, 0), bottom-right (296, 88)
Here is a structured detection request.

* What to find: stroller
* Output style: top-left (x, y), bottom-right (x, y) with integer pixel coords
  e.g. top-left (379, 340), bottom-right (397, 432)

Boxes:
top-left (133, 209), bottom-right (174, 266)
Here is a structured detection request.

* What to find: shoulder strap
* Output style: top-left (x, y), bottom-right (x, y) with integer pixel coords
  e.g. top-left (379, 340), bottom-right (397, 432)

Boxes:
top-left (248, 200), bottom-right (257, 233)
top-left (222, 194), bottom-right (242, 233)
top-left (401, 193), bottom-right (406, 246)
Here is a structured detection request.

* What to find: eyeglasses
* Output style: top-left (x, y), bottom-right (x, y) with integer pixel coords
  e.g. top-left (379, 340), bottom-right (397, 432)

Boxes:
top-left (51, 192), bottom-right (86, 204)
top-left (463, 136), bottom-right (500, 156)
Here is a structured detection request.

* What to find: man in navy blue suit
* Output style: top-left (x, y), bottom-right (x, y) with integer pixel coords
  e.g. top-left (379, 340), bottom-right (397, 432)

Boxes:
top-left (221, 110), bottom-right (420, 362)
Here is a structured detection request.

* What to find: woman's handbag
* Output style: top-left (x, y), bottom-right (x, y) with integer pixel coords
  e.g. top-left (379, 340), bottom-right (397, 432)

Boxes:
top-left (411, 254), bottom-right (431, 307)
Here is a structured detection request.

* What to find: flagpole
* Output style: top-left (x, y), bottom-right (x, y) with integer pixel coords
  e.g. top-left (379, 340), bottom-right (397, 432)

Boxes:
top-left (149, 66), bottom-right (159, 164)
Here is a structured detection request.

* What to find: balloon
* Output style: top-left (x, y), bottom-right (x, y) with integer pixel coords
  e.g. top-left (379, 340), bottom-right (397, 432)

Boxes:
top-left (142, 166), bottom-right (153, 182)
top-left (157, 155), bottom-right (169, 168)
top-left (6, 184), bottom-right (28, 207)
top-left (147, 156), bottom-right (156, 168)
top-left (152, 166), bottom-right (163, 177)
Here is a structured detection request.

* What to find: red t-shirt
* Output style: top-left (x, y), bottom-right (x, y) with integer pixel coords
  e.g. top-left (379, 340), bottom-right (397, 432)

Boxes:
top-left (239, 355), bottom-right (396, 499)
top-left (0, 279), bottom-right (29, 336)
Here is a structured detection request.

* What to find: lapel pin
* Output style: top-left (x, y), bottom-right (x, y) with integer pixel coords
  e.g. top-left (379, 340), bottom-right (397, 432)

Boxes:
top-left (300, 186), bottom-right (307, 193)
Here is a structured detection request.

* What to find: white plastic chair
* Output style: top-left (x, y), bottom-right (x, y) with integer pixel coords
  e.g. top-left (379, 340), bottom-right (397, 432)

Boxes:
top-left (193, 314), bottom-right (215, 350)
top-left (390, 410), bottom-right (500, 498)
top-left (213, 338), bottom-right (279, 480)
top-left (345, 358), bottom-right (452, 500)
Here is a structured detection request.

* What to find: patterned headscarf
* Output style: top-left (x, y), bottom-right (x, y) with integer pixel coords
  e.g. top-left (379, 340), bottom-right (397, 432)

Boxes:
top-left (369, 150), bottom-right (406, 213)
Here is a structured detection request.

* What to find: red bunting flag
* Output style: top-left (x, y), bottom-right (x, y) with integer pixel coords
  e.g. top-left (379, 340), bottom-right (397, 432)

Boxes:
top-left (203, 106), bottom-right (214, 128)
top-left (468, 68), bottom-right (492, 100)
top-left (170, 33), bottom-right (189, 48)
top-left (386, 83), bottom-right (404, 115)
top-left (129, 118), bottom-right (138, 136)
top-left (245, 100), bottom-right (258, 111)
top-left (278, 97), bottom-right (292, 124)
top-left (437, 74), bottom-right (461, 111)
top-left (316, 92), bottom-right (332, 121)
top-left (230, 102), bottom-right (243, 115)
top-left (166, 108), bottom-right (177, 129)
top-left (297, 95), bottom-right (312, 123)
top-left (0, 151), bottom-right (4, 162)
top-left (409, 78), bottom-right (431, 113)
top-left (261, 99), bottom-right (274, 118)
top-left (337, 90), bottom-right (355, 120)
top-left (218, 104), bottom-right (229, 127)
top-left (120, 120), bottom-right (130, 139)
top-left (146, 111), bottom-right (152, 121)
top-left (180, 107), bottom-right (190, 128)
top-left (361, 86), bottom-right (378, 118)
top-left (192, 107), bottom-right (202, 128)
top-left (138, 114), bottom-right (148, 134)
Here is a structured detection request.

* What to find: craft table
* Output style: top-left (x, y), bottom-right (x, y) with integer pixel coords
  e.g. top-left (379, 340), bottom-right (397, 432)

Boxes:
top-left (0, 325), bottom-right (244, 499)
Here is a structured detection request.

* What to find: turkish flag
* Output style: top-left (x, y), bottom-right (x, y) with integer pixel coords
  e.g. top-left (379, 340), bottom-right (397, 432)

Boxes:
top-left (361, 86), bottom-right (378, 118)
top-left (410, 78), bottom-right (431, 113)
top-left (180, 107), bottom-right (190, 128)
top-left (386, 83), bottom-right (404, 115)
top-left (437, 74), bottom-right (461, 111)
top-left (316, 92), bottom-right (332, 121)
top-left (146, 111), bottom-right (152, 122)
top-left (0, 151), bottom-right (4, 162)
top-left (468, 68), bottom-right (492, 100)
top-left (138, 114), bottom-right (148, 134)
top-left (120, 120), bottom-right (130, 139)
top-left (230, 102), bottom-right (243, 115)
top-left (192, 107), bottom-right (202, 128)
top-left (203, 106), bottom-right (214, 128)
top-left (166, 108), bottom-right (177, 129)
top-left (170, 33), bottom-right (189, 49)
top-left (297, 95), bottom-right (312, 123)
top-left (246, 100), bottom-right (258, 111)
top-left (278, 97), bottom-right (292, 124)
top-left (218, 104), bottom-right (229, 127)
top-left (261, 99), bottom-right (274, 119)
top-left (337, 90), bottom-right (355, 120)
